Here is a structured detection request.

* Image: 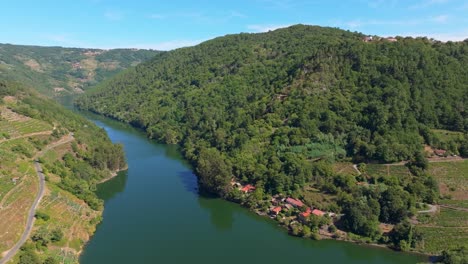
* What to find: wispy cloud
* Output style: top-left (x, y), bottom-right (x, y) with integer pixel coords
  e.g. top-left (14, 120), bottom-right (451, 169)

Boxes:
top-left (432, 14), bottom-right (449, 23)
top-left (257, 0), bottom-right (296, 10)
top-left (338, 14), bottom-right (452, 29)
top-left (409, 0), bottom-right (449, 9)
top-left (366, 0), bottom-right (398, 8)
top-left (247, 24), bottom-right (291, 32)
top-left (402, 28), bottom-right (468, 41)
top-left (149, 14), bottom-right (165, 19)
top-left (104, 38), bottom-right (212, 51)
top-left (148, 10), bottom-right (246, 23)
top-left (104, 10), bottom-right (123, 21)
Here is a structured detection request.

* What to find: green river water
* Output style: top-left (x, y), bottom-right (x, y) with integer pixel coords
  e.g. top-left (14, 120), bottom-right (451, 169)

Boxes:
top-left (78, 112), bottom-right (425, 264)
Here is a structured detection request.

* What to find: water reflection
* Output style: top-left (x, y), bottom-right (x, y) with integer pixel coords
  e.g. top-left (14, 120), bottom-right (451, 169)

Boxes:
top-left (177, 171), bottom-right (199, 195)
top-left (198, 196), bottom-right (234, 231)
top-left (96, 170), bottom-right (128, 201)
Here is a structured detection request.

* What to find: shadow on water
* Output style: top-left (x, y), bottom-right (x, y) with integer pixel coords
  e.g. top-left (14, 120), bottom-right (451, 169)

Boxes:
top-left (96, 169), bottom-right (128, 201)
top-left (198, 193), bottom-right (235, 232)
top-left (177, 171), bottom-right (199, 195)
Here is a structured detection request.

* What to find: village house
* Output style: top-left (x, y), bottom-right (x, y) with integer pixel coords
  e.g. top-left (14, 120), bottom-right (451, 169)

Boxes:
top-left (385, 37), bottom-right (398, 42)
top-left (270, 206), bottom-right (282, 216)
top-left (285, 197), bottom-right (304, 208)
top-left (298, 208), bottom-right (312, 223)
top-left (363, 36), bottom-right (373, 42)
top-left (434, 149), bottom-right (447, 157)
top-left (241, 184), bottom-right (256, 193)
top-left (312, 209), bottom-right (326, 217)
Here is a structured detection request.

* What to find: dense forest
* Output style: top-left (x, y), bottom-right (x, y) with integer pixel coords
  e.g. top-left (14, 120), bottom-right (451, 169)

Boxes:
top-left (1, 80), bottom-right (126, 209)
top-left (0, 44), bottom-right (159, 96)
top-left (76, 25), bottom-right (468, 248)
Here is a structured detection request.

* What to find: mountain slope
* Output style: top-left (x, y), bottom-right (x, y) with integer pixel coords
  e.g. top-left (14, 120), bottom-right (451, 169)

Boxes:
top-left (0, 44), bottom-right (160, 96)
top-left (77, 24), bottom-right (468, 253)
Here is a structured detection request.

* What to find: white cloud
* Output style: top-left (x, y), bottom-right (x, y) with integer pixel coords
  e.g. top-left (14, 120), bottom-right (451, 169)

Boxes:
top-left (247, 24), bottom-right (291, 32)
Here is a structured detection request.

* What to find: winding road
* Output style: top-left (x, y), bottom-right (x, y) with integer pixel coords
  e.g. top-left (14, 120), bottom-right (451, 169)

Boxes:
top-left (0, 161), bottom-right (45, 264)
top-left (0, 134), bottom-right (73, 264)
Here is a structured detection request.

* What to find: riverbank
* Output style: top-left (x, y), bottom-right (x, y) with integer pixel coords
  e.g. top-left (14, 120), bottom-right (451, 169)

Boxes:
top-left (98, 165), bottom-right (129, 184)
top-left (228, 193), bottom-right (437, 261)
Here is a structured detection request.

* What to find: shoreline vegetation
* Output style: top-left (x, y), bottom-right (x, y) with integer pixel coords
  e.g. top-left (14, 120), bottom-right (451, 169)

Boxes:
top-left (76, 25), bottom-right (468, 262)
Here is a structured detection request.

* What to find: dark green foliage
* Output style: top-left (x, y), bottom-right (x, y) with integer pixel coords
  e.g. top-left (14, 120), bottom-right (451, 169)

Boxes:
top-left (439, 247), bottom-right (468, 264)
top-left (43, 257), bottom-right (59, 264)
top-left (34, 211), bottom-right (50, 221)
top-left (388, 221), bottom-right (422, 250)
top-left (379, 186), bottom-right (412, 224)
top-left (340, 196), bottom-right (381, 238)
top-left (18, 243), bottom-right (40, 264)
top-left (196, 147), bottom-right (232, 196)
top-left (50, 228), bottom-right (63, 242)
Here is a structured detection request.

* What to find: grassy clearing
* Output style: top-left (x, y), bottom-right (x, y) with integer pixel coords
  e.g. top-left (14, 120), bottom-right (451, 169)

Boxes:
top-left (366, 164), bottom-right (412, 178)
top-left (427, 160), bottom-right (468, 199)
top-left (332, 162), bottom-right (358, 176)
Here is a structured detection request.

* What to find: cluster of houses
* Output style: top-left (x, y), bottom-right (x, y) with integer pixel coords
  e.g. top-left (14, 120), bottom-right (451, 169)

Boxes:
top-left (231, 181), bottom-right (257, 193)
top-left (231, 180), bottom-right (336, 224)
top-left (362, 36), bottom-right (398, 43)
top-left (269, 196), bottom-right (335, 223)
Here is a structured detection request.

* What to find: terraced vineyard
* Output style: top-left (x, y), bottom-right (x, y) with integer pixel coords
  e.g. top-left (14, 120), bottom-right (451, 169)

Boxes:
top-left (0, 103), bottom-right (100, 263)
top-left (34, 185), bottom-right (101, 263)
top-left (0, 107), bottom-right (51, 255)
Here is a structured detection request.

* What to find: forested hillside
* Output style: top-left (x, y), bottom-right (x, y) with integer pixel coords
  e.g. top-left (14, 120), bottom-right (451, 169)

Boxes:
top-left (0, 44), bottom-right (159, 96)
top-left (1, 80), bottom-right (127, 262)
top-left (77, 25), bottom-right (468, 252)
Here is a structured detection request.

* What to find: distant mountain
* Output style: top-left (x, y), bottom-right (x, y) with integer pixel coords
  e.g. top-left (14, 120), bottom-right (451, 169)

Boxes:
top-left (0, 43), bottom-right (160, 96)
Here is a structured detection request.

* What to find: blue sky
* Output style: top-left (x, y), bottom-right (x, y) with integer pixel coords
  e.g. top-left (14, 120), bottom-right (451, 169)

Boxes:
top-left (1, 0), bottom-right (467, 50)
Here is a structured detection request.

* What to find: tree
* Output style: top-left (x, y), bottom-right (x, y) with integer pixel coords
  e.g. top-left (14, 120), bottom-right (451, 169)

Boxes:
top-left (196, 147), bottom-right (232, 196)
top-left (379, 187), bottom-right (412, 224)
top-left (439, 247), bottom-right (468, 264)
top-left (341, 196), bottom-right (381, 238)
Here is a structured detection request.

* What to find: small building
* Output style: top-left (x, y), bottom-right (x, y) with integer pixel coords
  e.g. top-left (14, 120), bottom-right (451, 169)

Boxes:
top-left (241, 184), bottom-right (256, 193)
top-left (385, 37), bottom-right (398, 42)
top-left (312, 209), bottom-right (326, 217)
top-left (299, 208), bottom-right (312, 223)
top-left (284, 204), bottom-right (293, 210)
top-left (434, 149), bottom-right (447, 157)
top-left (270, 206), bottom-right (282, 216)
top-left (285, 198), bottom-right (304, 208)
top-left (363, 36), bottom-right (373, 42)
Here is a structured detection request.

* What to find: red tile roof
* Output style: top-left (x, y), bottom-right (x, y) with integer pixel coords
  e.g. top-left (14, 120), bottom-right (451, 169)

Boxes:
top-left (241, 184), bottom-right (256, 193)
top-left (286, 198), bottom-right (304, 207)
top-left (300, 207), bottom-right (312, 218)
top-left (434, 149), bottom-right (447, 155)
top-left (312, 209), bottom-right (325, 217)
top-left (271, 206), bottom-right (282, 214)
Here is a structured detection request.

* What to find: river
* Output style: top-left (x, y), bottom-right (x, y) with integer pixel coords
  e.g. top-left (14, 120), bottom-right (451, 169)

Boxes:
top-left (77, 112), bottom-right (425, 264)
